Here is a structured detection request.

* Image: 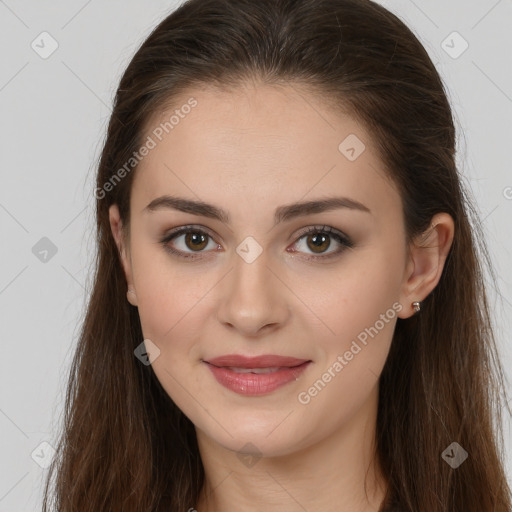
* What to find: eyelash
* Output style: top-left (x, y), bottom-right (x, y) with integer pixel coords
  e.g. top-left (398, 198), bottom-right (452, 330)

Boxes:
top-left (159, 224), bottom-right (354, 262)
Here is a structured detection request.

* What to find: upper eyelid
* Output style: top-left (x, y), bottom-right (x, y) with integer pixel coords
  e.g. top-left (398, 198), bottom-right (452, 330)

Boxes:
top-left (163, 224), bottom-right (220, 243)
top-left (163, 224), bottom-right (349, 241)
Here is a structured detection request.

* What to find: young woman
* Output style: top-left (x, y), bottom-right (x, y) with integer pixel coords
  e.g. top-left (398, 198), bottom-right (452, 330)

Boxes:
top-left (42, 0), bottom-right (512, 511)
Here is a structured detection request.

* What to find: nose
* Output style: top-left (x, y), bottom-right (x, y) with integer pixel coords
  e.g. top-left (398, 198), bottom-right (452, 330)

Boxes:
top-left (215, 248), bottom-right (291, 337)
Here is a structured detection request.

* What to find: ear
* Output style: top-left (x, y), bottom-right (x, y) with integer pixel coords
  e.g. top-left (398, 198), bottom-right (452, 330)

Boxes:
top-left (109, 204), bottom-right (138, 307)
top-left (397, 212), bottom-right (454, 319)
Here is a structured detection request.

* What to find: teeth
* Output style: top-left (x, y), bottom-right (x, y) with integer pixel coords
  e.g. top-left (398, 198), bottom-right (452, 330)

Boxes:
top-left (227, 367), bottom-right (281, 374)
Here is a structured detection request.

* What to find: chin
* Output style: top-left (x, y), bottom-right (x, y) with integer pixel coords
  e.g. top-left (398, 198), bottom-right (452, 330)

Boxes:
top-left (196, 418), bottom-right (311, 460)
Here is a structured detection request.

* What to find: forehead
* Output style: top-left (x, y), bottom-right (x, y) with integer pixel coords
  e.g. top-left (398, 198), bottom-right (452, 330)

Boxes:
top-left (131, 82), bottom-right (400, 224)
top-left (143, 81), bottom-right (376, 164)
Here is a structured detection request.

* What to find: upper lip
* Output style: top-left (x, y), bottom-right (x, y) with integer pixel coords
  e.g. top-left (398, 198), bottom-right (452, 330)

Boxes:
top-left (204, 354), bottom-right (310, 368)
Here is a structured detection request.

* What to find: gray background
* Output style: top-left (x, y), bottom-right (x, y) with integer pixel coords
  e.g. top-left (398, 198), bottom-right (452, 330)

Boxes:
top-left (0, 0), bottom-right (511, 509)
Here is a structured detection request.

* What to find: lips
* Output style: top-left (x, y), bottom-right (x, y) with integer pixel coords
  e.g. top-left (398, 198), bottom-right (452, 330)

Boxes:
top-left (205, 354), bottom-right (310, 369)
top-left (203, 354), bottom-right (312, 395)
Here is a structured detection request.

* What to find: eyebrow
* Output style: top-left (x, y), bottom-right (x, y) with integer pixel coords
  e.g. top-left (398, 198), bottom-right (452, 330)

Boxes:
top-left (143, 195), bottom-right (371, 225)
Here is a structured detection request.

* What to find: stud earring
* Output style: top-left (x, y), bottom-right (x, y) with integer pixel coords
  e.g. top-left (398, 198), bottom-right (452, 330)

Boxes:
top-left (412, 301), bottom-right (421, 313)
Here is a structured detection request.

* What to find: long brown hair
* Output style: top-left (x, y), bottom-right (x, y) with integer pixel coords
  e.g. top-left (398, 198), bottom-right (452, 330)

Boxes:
top-left (42, 0), bottom-right (511, 510)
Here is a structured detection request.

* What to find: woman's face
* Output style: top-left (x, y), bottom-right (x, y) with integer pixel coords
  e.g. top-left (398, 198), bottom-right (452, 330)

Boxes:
top-left (110, 82), bottom-right (420, 458)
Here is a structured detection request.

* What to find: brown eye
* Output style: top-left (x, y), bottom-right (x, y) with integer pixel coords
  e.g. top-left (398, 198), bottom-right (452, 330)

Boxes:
top-left (306, 232), bottom-right (331, 253)
top-left (184, 232), bottom-right (209, 251)
top-left (161, 226), bottom-right (218, 259)
top-left (290, 225), bottom-right (353, 260)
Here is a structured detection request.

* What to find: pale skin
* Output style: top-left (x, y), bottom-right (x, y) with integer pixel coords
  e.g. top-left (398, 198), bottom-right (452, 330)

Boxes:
top-left (109, 81), bottom-right (454, 512)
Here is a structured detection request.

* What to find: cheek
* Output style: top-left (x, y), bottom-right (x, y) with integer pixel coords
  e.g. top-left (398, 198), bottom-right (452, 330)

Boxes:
top-left (296, 247), bottom-right (404, 409)
top-left (130, 231), bottom-right (211, 332)
top-left (136, 272), bottom-right (209, 347)
top-left (294, 258), bottom-right (402, 434)
top-left (299, 245), bottom-right (404, 346)
top-left (134, 265), bottom-right (211, 410)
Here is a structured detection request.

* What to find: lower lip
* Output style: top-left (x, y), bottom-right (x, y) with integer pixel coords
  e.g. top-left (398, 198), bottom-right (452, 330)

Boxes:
top-left (204, 361), bottom-right (311, 395)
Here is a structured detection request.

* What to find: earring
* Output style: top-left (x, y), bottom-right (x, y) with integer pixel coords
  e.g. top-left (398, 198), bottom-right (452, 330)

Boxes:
top-left (412, 301), bottom-right (421, 313)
